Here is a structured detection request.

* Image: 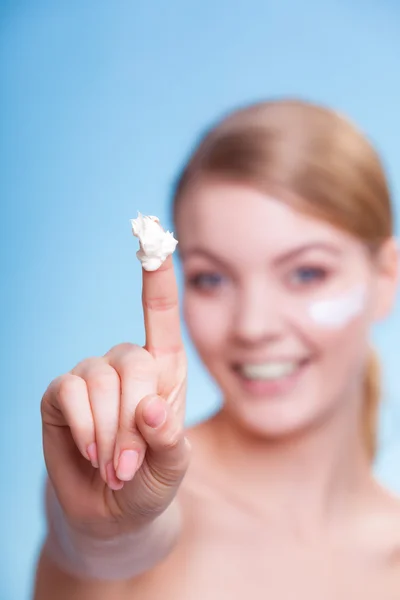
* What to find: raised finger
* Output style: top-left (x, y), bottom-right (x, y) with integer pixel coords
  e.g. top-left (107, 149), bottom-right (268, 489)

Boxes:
top-left (142, 256), bottom-right (183, 358)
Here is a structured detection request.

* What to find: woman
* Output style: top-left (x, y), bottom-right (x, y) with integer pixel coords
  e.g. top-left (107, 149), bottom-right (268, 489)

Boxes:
top-left (34, 99), bottom-right (400, 599)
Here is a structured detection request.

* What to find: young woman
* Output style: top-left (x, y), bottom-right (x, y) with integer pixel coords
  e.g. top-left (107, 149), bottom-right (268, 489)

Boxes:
top-left (34, 99), bottom-right (400, 599)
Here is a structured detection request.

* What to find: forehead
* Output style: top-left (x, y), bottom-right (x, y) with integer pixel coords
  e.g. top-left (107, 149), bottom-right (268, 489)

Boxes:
top-left (177, 180), bottom-right (353, 262)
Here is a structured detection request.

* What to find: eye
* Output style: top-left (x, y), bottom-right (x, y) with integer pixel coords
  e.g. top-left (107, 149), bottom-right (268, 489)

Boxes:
top-left (186, 272), bottom-right (225, 291)
top-left (288, 266), bottom-right (329, 287)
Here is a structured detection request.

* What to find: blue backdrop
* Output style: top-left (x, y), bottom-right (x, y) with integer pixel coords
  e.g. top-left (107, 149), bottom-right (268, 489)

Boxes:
top-left (1, 1), bottom-right (399, 598)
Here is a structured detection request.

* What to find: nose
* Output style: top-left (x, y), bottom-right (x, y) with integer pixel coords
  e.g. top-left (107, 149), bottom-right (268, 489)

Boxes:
top-left (232, 282), bottom-right (286, 344)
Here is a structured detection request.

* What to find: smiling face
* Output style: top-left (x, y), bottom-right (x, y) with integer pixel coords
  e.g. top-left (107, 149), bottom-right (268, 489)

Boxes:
top-left (176, 180), bottom-right (396, 438)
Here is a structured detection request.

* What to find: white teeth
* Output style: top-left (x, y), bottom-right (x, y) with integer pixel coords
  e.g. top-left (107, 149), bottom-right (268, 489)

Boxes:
top-left (239, 362), bottom-right (298, 380)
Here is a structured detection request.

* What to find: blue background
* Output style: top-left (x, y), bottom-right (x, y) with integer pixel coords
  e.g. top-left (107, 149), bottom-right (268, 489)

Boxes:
top-left (1, 1), bottom-right (400, 598)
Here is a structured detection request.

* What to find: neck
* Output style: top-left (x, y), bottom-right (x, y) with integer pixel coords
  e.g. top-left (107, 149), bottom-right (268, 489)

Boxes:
top-left (205, 392), bottom-right (375, 533)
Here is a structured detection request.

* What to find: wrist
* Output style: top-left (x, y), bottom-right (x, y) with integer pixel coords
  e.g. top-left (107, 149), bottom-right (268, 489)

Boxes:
top-left (44, 484), bottom-right (182, 580)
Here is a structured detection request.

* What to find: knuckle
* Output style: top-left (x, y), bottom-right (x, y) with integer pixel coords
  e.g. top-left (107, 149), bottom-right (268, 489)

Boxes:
top-left (161, 426), bottom-right (182, 451)
top-left (117, 347), bottom-right (155, 377)
top-left (143, 297), bottom-right (178, 312)
top-left (106, 343), bottom-right (156, 379)
top-left (72, 356), bottom-right (104, 375)
top-left (56, 374), bottom-right (83, 404)
top-left (40, 393), bottom-right (50, 419)
top-left (108, 342), bottom-right (142, 355)
top-left (85, 367), bottom-right (119, 396)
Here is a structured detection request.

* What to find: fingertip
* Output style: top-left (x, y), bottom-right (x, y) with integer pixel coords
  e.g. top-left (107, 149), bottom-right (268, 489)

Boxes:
top-left (141, 395), bottom-right (167, 429)
top-left (116, 449), bottom-right (140, 482)
top-left (142, 254), bottom-right (174, 275)
top-left (86, 442), bottom-right (99, 468)
top-left (106, 462), bottom-right (124, 491)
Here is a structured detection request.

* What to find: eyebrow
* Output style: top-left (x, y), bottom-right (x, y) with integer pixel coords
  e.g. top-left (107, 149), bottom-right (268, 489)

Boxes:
top-left (180, 242), bottom-right (342, 266)
top-left (272, 242), bottom-right (342, 265)
top-left (179, 248), bottom-right (231, 270)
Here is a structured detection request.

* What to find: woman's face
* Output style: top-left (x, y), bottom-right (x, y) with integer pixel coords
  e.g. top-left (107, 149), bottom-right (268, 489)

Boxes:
top-left (176, 180), bottom-right (397, 438)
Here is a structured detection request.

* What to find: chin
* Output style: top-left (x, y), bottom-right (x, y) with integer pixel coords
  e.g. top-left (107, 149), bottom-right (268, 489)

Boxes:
top-left (219, 383), bottom-right (330, 441)
top-left (233, 405), bottom-right (316, 440)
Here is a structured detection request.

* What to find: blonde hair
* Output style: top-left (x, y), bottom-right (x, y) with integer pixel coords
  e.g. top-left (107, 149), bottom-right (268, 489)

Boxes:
top-left (172, 98), bottom-right (394, 460)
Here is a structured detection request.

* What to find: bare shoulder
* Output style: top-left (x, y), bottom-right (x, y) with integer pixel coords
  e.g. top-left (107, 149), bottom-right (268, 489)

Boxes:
top-left (376, 483), bottom-right (400, 527)
top-left (366, 482), bottom-right (400, 567)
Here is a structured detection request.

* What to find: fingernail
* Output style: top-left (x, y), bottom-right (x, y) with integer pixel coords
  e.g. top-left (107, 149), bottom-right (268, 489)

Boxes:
top-left (87, 442), bottom-right (99, 468)
top-left (106, 462), bottom-right (124, 491)
top-left (116, 450), bottom-right (139, 481)
top-left (143, 397), bottom-right (167, 428)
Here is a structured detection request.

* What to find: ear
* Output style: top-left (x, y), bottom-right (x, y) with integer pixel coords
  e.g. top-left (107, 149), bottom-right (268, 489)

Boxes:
top-left (373, 237), bottom-right (399, 321)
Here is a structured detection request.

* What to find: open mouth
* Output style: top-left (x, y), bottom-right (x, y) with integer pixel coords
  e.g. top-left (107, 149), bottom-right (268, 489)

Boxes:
top-left (232, 358), bottom-right (311, 396)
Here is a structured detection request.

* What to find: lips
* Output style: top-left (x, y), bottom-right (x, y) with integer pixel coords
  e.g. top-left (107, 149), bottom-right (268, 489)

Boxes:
top-left (237, 361), bottom-right (299, 380)
top-left (232, 358), bottom-right (310, 397)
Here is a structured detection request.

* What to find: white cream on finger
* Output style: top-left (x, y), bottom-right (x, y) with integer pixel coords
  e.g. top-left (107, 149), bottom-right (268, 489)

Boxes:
top-left (130, 212), bottom-right (178, 271)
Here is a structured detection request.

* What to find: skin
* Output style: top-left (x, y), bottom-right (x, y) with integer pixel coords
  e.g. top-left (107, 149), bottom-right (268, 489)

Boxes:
top-left (34, 181), bottom-right (400, 599)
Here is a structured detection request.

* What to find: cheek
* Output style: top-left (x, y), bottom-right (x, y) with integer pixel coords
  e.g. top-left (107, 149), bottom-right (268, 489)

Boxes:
top-left (284, 288), bottom-right (372, 397)
top-left (289, 285), bottom-right (371, 346)
top-left (289, 293), bottom-right (371, 387)
top-left (307, 285), bottom-right (367, 329)
top-left (302, 314), bottom-right (370, 356)
top-left (183, 294), bottom-right (230, 357)
top-left (311, 318), bottom-right (370, 410)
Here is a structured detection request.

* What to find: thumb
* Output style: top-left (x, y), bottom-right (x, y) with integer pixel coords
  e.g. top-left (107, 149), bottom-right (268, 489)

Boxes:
top-left (115, 395), bottom-right (191, 524)
top-left (136, 394), bottom-right (191, 477)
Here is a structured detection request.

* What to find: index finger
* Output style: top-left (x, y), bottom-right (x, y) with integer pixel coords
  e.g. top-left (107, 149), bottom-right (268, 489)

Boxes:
top-left (142, 256), bottom-right (183, 357)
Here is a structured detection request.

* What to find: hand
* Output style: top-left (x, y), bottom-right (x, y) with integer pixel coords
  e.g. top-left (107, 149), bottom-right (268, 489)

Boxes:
top-left (41, 256), bottom-right (189, 537)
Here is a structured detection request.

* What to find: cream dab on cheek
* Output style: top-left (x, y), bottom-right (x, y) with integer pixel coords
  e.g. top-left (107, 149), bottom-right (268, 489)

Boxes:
top-left (308, 285), bottom-right (366, 328)
top-left (130, 212), bottom-right (178, 271)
